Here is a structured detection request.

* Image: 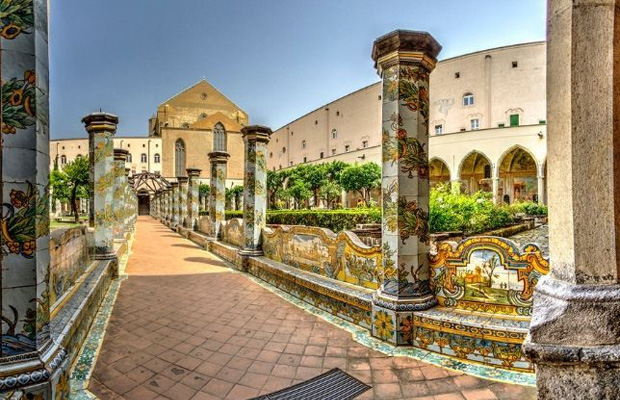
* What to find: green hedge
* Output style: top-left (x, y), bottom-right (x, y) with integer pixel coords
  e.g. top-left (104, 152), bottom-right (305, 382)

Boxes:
top-left (264, 209), bottom-right (380, 232)
top-left (199, 209), bottom-right (380, 232)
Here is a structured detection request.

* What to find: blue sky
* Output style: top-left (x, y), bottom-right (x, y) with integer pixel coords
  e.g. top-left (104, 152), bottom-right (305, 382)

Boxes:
top-left (49, 0), bottom-right (546, 138)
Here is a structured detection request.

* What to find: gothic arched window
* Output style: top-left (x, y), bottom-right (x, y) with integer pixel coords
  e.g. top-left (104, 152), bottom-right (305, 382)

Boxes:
top-left (213, 123), bottom-right (226, 152)
top-left (175, 139), bottom-right (186, 177)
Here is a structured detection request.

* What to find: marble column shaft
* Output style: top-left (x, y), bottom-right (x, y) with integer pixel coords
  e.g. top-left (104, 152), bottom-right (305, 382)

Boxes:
top-left (241, 126), bottom-right (272, 254)
top-left (370, 30), bottom-right (442, 345)
top-left (208, 152), bottom-right (230, 238)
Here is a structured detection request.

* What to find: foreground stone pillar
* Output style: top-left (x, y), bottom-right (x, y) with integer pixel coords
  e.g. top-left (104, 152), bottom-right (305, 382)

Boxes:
top-left (186, 168), bottom-right (201, 229)
top-left (208, 151), bottom-right (230, 238)
top-left (370, 30), bottom-right (441, 344)
top-left (177, 176), bottom-right (189, 228)
top-left (0, 1), bottom-right (69, 396)
top-left (113, 149), bottom-right (129, 241)
top-left (524, 2), bottom-right (620, 398)
top-left (170, 182), bottom-right (179, 226)
top-left (85, 112), bottom-right (119, 260)
top-left (240, 125), bottom-right (272, 257)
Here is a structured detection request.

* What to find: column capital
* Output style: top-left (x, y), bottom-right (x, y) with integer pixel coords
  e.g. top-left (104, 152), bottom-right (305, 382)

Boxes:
top-left (208, 151), bottom-right (230, 163)
top-left (241, 125), bottom-right (272, 144)
top-left (82, 112), bottom-right (119, 135)
top-left (114, 148), bottom-right (129, 162)
top-left (177, 176), bottom-right (189, 183)
top-left (124, 167), bottom-right (131, 177)
top-left (186, 168), bottom-right (202, 177)
top-left (372, 30), bottom-right (442, 74)
top-left (170, 182), bottom-right (179, 188)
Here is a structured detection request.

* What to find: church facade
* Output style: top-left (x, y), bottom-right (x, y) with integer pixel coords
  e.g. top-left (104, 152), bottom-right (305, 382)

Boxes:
top-left (50, 80), bottom-right (248, 188)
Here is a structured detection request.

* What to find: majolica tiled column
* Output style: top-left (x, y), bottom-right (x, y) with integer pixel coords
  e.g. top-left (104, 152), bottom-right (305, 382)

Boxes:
top-left (186, 168), bottom-right (201, 229)
top-left (163, 188), bottom-right (170, 222)
top-left (170, 182), bottom-right (179, 227)
top-left (113, 149), bottom-right (129, 241)
top-left (177, 176), bottom-right (189, 228)
top-left (124, 168), bottom-right (132, 235)
top-left (166, 187), bottom-right (172, 223)
top-left (371, 30), bottom-right (442, 345)
top-left (208, 151), bottom-right (230, 238)
top-left (85, 112), bottom-right (119, 260)
top-left (524, 2), bottom-right (620, 397)
top-left (0, 0), bottom-right (69, 397)
top-left (240, 125), bottom-right (272, 256)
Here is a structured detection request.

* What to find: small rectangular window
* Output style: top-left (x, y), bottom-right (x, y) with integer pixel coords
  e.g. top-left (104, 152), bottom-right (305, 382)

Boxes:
top-left (320, 152), bottom-right (324, 159)
top-left (539, 119), bottom-right (546, 124)
top-left (303, 157), bottom-right (307, 163)
top-left (510, 114), bottom-right (520, 126)
top-left (344, 145), bottom-right (350, 152)
top-left (314, 120), bottom-right (318, 125)
top-left (434, 125), bottom-right (443, 134)
top-left (362, 140), bottom-right (368, 148)
top-left (331, 148), bottom-right (336, 156)
top-left (455, 72), bottom-right (460, 79)
top-left (460, 128), bottom-right (466, 132)
top-left (470, 119), bottom-right (480, 130)
top-left (512, 61), bottom-right (518, 68)
top-left (498, 123), bottom-right (505, 128)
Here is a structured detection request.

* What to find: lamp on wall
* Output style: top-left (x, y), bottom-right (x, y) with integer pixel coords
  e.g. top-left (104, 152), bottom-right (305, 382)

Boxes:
top-left (537, 131), bottom-right (544, 139)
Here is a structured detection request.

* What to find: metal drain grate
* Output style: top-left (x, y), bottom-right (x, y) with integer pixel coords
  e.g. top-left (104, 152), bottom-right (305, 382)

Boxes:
top-left (250, 368), bottom-right (371, 400)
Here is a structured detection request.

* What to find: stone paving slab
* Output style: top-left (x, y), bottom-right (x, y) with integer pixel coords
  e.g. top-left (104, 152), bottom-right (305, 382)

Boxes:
top-left (88, 217), bottom-right (536, 400)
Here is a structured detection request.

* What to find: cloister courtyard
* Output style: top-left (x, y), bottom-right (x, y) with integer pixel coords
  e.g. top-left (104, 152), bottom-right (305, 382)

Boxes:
top-left (1, 1), bottom-right (619, 400)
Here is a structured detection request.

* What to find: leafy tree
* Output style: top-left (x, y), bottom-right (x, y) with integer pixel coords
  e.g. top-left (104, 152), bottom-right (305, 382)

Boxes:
top-left (325, 160), bottom-right (348, 183)
top-left (339, 162), bottom-right (381, 206)
top-left (267, 170), bottom-right (285, 207)
top-left (286, 180), bottom-right (312, 209)
top-left (319, 180), bottom-right (343, 209)
top-left (50, 169), bottom-right (70, 211)
top-left (295, 164), bottom-right (327, 207)
top-left (62, 156), bottom-right (90, 222)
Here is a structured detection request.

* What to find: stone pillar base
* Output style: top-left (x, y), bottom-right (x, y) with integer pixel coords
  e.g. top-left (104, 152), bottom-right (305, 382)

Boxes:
top-left (371, 293), bottom-right (437, 345)
top-left (0, 344), bottom-right (69, 399)
top-left (524, 276), bottom-right (620, 399)
top-left (236, 250), bottom-right (263, 272)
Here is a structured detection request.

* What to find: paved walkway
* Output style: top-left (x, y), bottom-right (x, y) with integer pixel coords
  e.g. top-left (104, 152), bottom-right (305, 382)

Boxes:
top-left (88, 217), bottom-right (535, 400)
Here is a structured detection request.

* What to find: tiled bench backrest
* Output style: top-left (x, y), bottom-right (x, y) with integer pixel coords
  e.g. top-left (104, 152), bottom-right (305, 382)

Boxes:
top-left (429, 236), bottom-right (549, 316)
top-left (221, 218), bottom-right (244, 248)
top-left (262, 225), bottom-right (383, 290)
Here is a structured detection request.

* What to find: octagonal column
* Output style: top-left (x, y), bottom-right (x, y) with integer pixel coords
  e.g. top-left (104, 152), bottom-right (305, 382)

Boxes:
top-left (186, 168), bottom-right (201, 229)
top-left (208, 151), bottom-right (230, 238)
top-left (166, 187), bottom-right (173, 223)
top-left (170, 182), bottom-right (179, 227)
top-left (85, 112), bottom-right (119, 260)
top-left (370, 30), bottom-right (442, 344)
top-left (113, 149), bottom-right (129, 241)
top-left (163, 189), bottom-right (170, 222)
top-left (524, 1), bottom-right (620, 397)
top-left (0, 0), bottom-right (70, 396)
top-left (240, 126), bottom-right (272, 258)
top-left (177, 176), bottom-right (189, 228)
